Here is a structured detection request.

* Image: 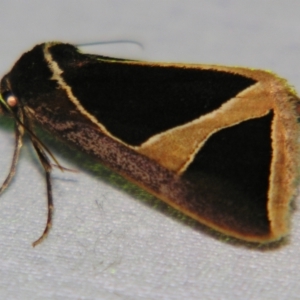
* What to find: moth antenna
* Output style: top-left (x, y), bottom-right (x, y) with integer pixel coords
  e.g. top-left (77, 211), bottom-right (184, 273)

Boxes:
top-left (76, 40), bottom-right (144, 50)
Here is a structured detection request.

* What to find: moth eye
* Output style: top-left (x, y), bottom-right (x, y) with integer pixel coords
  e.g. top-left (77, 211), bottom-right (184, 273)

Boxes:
top-left (5, 93), bottom-right (18, 107)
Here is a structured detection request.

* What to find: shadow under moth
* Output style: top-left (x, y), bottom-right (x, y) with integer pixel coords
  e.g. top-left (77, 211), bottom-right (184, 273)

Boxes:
top-left (0, 42), bottom-right (299, 246)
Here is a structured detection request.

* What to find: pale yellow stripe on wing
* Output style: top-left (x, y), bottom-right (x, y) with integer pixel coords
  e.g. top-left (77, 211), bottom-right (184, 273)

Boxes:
top-left (137, 83), bottom-right (273, 174)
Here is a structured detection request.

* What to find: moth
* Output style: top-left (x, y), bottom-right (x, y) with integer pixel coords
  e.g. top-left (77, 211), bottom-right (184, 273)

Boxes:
top-left (0, 42), bottom-right (299, 246)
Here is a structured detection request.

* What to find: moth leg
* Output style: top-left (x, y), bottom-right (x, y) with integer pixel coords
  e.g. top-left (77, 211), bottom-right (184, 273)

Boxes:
top-left (0, 122), bottom-right (24, 194)
top-left (30, 137), bottom-right (54, 247)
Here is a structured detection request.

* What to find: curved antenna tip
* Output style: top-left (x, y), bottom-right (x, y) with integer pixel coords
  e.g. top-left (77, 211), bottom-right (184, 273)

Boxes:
top-left (76, 40), bottom-right (144, 50)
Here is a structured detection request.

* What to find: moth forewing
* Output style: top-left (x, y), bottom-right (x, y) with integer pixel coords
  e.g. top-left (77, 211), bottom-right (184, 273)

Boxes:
top-left (0, 42), bottom-right (299, 246)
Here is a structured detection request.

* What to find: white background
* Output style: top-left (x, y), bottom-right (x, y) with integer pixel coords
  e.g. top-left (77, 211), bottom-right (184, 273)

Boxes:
top-left (0, 1), bottom-right (300, 299)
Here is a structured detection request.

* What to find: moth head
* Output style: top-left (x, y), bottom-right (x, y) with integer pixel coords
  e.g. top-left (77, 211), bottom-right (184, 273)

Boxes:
top-left (0, 74), bottom-right (19, 116)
